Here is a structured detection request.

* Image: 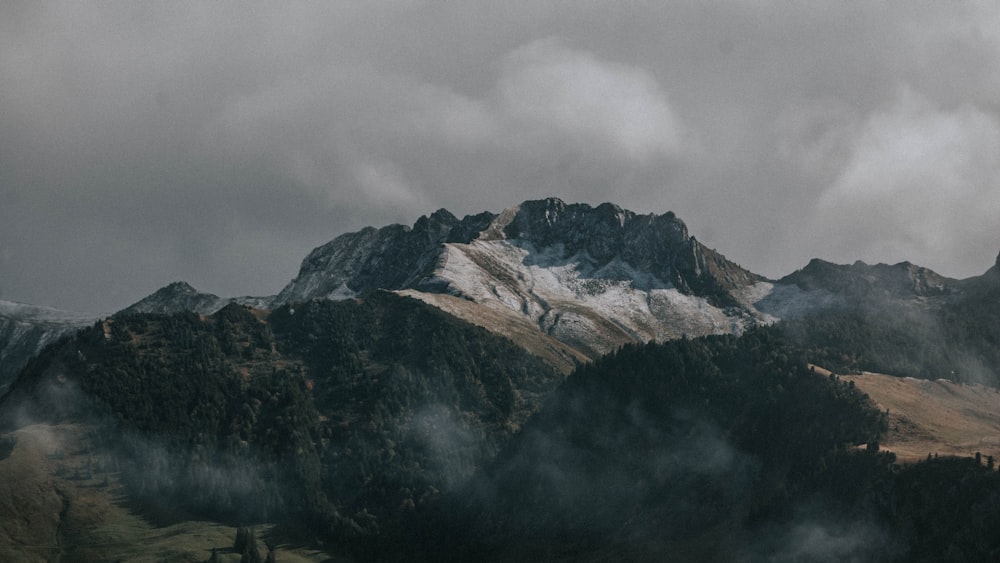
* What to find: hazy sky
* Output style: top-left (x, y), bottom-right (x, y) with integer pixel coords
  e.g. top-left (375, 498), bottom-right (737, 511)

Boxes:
top-left (3, 2), bottom-right (1000, 312)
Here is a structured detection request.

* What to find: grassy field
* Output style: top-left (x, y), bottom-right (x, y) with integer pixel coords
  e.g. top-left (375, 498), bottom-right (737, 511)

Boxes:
top-left (0, 423), bottom-right (351, 562)
top-left (833, 370), bottom-right (1000, 463)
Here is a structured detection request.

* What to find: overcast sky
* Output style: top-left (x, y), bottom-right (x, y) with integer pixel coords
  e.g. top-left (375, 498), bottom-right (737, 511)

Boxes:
top-left (2, 2), bottom-right (1000, 312)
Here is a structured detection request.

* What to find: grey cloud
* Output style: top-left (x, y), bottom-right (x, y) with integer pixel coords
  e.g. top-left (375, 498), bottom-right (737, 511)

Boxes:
top-left (494, 38), bottom-right (685, 160)
top-left (809, 86), bottom-right (1000, 274)
top-left (747, 514), bottom-right (898, 563)
top-left (2, 2), bottom-right (999, 310)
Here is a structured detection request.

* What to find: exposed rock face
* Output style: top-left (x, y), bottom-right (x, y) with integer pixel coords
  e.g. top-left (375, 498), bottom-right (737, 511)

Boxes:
top-left (494, 199), bottom-right (762, 305)
top-left (273, 208), bottom-right (494, 304)
top-left (0, 301), bottom-right (97, 394)
top-left (104, 203), bottom-right (998, 363)
top-left (117, 282), bottom-right (273, 317)
top-left (277, 199), bottom-right (763, 308)
top-left (276, 198), bottom-right (770, 357)
top-left (780, 259), bottom-right (954, 299)
top-left (956, 248), bottom-right (1000, 296)
top-left (118, 282), bottom-right (228, 316)
top-left (988, 249), bottom-right (1000, 280)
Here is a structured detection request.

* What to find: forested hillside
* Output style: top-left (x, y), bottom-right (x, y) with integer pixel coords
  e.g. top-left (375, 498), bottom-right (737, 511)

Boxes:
top-left (4, 290), bottom-right (1000, 561)
top-left (421, 330), bottom-right (893, 561)
top-left (780, 298), bottom-right (1000, 385)
top-left (413, 330), bottom-right (1000, 562)
top-left (0, 292), bottom-right (563, 546)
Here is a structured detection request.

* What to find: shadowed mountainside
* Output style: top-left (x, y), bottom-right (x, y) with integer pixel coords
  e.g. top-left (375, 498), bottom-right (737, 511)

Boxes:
top-left (0, 301), bottom-right (98, 395)
top-left (0, 292), bottom-right (562, 548)
top-left (275, 198), bottom-right (769, 358)
top-left (4, 201), bottom-right (1000, 561)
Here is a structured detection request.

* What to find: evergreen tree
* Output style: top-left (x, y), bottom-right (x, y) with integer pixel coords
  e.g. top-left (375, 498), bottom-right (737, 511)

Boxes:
top-left (235, 526), bottom-right (261, 563)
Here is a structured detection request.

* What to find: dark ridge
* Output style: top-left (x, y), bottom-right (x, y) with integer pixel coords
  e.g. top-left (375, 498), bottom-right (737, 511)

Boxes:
top-left (780, 258), bottom-right (954, 298)
top-left (117, 281), bottom-right (225, 316)
top-left (0, 291), bottom-right (562, 545)
top-left (419, 329), bottom-right (891, 561)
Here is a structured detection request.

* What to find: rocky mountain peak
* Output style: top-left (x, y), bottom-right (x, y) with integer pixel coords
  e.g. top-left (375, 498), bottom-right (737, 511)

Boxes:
top-left (275, 198), bottom-right (755, 307)
top-left (272, 199), bottom-right (769, 358)
top-left (781, 258), bottom-right (953, 298)
top-left (161, 281), bottom-right (200, 296)
top-left (119, 281), bottom-right (228, 316)
top-left (413, 208), bottom-right (459, 237)
top-left (497, 198), bottom-right (690, 263)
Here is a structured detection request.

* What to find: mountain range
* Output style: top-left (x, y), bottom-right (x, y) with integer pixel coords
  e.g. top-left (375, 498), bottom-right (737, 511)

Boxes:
top-left (4, 196), bottom-right (998, 410)
top-left (11, 197), bottom-right (991, 375)
top-left (2, 198), bottom-right (1000, 561)
top-left (154, 198), bottom-right (1000, 359)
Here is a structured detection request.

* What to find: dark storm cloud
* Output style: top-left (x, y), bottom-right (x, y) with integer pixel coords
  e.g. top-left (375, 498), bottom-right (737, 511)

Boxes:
top-left (2, 2), bottom-right (999, 311)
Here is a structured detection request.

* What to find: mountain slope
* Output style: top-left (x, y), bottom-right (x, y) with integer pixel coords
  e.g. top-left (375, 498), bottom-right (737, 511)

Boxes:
top-left (780, 258), bottom-right (956, 301)
top-left (277, 198), bottom-right (771, 357)
top-left (0, 282), bottom-right (270, 397)
top-left (836, 369), bottom-right (1000, 463)
top-left (0, 301), bottom-right (98, 395)
top-left (6, 199), bottom-right (1000, 561)
top-left (774, 252), bottom-right (1000, 386)
top-left (118, 281), bottom-right (273, 316)
top-left (113, 200), bottom-right (998, 370)
top-left (0, 292), bottom-right (563, 548)
top-left (433, 331), bottom-right (891, 561)
top-left (0, 423), bottom-right (337, 563)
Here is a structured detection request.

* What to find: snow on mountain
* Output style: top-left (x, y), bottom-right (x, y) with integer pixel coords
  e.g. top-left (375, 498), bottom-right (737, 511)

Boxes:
top-left (4, 199), bottom-right (995, 395)
top-left (273, 208), bottom-right (489, 305)
top-left (421, 238), bottom-right (752, 357)
top-left (0, 301), bottom-right (100, 394)
top-left (107, 198), bottom-right (986, 363)
top-left (6, 199), bottom-right (993, 387)
top-left (118, 281), bottom-right (274, 316)
top-left (276, 198), bottom-right (775, 357)
top-left (0, 301), bottom-right (101, 325)
top-left (0, 281), bottom-right (274, 398)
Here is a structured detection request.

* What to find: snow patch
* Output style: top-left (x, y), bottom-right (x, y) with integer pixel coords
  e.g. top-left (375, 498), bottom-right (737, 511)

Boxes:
top-left (327, 283), bottom-right (357, 301)
top-left (0, 300), bottom-right (103, 325)
top-left (434, 240), bottom-right (761, 356)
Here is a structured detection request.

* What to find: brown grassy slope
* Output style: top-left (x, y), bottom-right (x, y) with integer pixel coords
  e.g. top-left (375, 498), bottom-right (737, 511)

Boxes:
top-left (0, 425), bottom-right (64, 562)
top-left (396, 289), bottom-right (589, 371)
top-left (0, 423), bottom-right (348, 563)
top-left (827, 369), bottom-right (1000, 463)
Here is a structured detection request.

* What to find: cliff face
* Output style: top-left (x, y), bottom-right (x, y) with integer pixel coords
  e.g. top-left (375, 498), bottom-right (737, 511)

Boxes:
top-left (104, 199), bottom-right (1000, 364)
top-left (780, 258), bottom-right (955, 299)
top-left (275, 198), bottom-right (768, 357)
top-left (272, 208), bottom-right (494, 305)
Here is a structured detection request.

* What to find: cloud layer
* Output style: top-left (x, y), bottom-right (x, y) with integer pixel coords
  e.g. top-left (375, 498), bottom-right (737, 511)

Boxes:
top-left (2, 2), bottom-right (999, 311)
